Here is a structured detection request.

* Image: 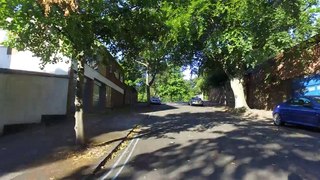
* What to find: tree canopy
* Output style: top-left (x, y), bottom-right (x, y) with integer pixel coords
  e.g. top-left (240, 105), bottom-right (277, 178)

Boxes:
top-left (154, 66), bottom-right (192, 102)
top-left (1, 0), bottom-right (319, 136)
top-left (162, 0), bottom-right (320, 108)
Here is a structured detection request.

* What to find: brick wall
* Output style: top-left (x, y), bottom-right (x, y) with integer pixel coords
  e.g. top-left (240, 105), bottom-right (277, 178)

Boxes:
top-left (246, 71), bottom-right (292, 110)
top-left (101, 59), bottom-right (125, 90)
top-left (208, 41), bottom-right (320, 110)
top-left (111, 89), bottom-right (124, 108)
top-left (246, 42), bottom-right (320, 110)
top-left (124, 86), bottom-right (138, 105)
top-left (207, 82), bottom-right (235, 107)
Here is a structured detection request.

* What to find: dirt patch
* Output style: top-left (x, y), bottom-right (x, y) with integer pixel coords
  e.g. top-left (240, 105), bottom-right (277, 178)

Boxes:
top-left (224, 107), bottom-right (273, 121)
top-left (14, 143), bottom-right (113, 180)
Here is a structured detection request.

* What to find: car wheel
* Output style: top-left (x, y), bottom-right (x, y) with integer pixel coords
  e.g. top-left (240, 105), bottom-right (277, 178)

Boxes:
top-left (273, 113), bottom-right (284, 126)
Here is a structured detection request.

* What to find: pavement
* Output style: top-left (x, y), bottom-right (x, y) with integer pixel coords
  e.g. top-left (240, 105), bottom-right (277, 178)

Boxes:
top-left (0, 104), bottom-right (152, 180)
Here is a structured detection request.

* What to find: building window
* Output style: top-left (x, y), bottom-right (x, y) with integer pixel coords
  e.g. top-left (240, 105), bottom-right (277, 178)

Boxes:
top-left (114, 70), bottom-right (119, 79)
top-left (7, 48), bottom-right (12, 55)
top-left (93, 80), bottom-right (101, 108)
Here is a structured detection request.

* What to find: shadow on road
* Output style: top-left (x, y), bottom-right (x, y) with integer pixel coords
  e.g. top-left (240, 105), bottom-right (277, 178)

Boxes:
top-left (0, 104), bottom-right (178, 179)
top-left (95, 107), bottom-right (320, 179)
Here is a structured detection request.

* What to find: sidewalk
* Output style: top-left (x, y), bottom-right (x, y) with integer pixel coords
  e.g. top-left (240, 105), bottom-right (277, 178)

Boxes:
top-left (0, 105), bottom-right (149, 180)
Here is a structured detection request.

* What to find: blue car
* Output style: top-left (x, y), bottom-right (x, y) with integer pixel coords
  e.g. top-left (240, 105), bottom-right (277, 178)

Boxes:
top-left (272, 96), bottom-right (320, 128)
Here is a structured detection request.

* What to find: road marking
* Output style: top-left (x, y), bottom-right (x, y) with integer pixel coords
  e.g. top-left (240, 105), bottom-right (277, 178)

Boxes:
top-left (112, 138), bottom-right (140, 180)
top-left (99, 138), bottom-right (136, 180)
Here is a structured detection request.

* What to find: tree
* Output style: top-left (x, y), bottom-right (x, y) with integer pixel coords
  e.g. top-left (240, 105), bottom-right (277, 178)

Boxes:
top-left (162, 0), bottom-right (319, 108)
top-left (108, 1), bottom-right (169, 104)
top-left (136, 42), bottom-right (168, 104)
top-left (0, 0), bottom-right (120, 145)
top-left (155, 66), bottom-right (191, 102)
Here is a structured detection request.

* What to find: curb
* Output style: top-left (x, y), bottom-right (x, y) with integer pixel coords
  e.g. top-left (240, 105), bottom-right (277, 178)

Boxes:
top-left (87, 124), bottom-right (138, 178)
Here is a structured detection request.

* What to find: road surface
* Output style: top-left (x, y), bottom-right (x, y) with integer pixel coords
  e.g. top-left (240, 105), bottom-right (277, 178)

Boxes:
top-left (94, 103), bottom-right (320, 180)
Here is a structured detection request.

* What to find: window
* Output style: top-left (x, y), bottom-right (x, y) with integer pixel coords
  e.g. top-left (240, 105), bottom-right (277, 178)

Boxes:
top-left (288, 98), bottom-right (303, 106)
top-left (93, 81), bottom-right (101, 107)
top-left (310, 97), bottom-right (320, 104)
top-left (299, 97), bottom-right (311, 104)
top-left (114, 70), bottom-right (119, 79)
top-left (7, 48), bottom-right (12, 55)
top-left (288, 97), bottom-right (311, 106)
top-left (120, 75), bottom-right (123, 82)
top-left (109, 65), bottom-right (113, 73)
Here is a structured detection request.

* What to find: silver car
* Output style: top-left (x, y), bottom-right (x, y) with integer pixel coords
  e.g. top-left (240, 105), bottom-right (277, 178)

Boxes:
top-left (150, 97), bottom-right (161, 104)
top-left (188, 97), bottom-right (204, 106)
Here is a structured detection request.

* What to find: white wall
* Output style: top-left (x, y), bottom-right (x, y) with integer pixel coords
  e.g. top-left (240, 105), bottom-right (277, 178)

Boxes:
top-left (0, 72), bottom-right (69, 133)
top-left (0, 30), bottom-right (11, 69)
top-left (9, 50), bottom-right (70, 75)
top-left (0, 29), bottom-right (70, 75)
top-left (0, 30), bottom-right (7, 43)
top-left (0, 46), bottom-right (10, 68)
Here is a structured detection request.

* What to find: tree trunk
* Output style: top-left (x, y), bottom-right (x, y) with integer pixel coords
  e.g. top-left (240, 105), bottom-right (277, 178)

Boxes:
top-left (74, 56), bottom-right (85, 145)
top-left (146, 84), bottom-right (151, 104)
top-left (145, 69), bottom-right (151, 104)
top-left (66, 65), bottom-right (75, 117)
top-left (229, 77), bottom-right (249, 109)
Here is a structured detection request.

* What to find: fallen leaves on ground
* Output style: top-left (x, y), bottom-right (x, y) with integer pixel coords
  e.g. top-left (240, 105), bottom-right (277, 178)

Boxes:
top-left (71, 145), bottom-right (111, 163)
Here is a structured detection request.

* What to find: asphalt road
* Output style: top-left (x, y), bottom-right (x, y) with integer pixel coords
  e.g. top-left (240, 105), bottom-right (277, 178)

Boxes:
top-left (95, 103), bottom-right (320, 180)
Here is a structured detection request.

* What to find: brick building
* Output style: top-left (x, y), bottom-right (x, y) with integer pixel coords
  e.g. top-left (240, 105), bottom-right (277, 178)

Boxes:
top-left (68, 51), bottom-right (137, 113)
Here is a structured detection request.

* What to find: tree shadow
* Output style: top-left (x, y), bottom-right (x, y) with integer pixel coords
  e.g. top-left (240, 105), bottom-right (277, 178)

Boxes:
top-left (92, 108), bottom-right (320, 179)
top-left (0, 104), bottom-right (177, 179)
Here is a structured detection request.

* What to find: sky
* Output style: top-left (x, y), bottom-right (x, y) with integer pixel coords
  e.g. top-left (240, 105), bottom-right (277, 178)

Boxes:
top-left (183, 67), bottom-right (192, 80)
top-left (183, 66), bottom-right (198, 80)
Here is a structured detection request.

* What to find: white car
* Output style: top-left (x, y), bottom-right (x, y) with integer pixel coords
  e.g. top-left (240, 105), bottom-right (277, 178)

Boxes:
top-left (188, 97), bottom-right (204, 106)
top-left (150, 97), bottom-right (161, 104)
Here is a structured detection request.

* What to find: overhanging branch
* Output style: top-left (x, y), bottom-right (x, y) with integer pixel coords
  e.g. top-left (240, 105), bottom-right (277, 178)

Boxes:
top-left (135, 59), bottom-right (148, 67)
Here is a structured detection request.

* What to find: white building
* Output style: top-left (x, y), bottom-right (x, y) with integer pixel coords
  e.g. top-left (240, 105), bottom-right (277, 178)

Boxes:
top-left (0, 30), bottom-right (70, 75)
top-left (0, 30), bottom-right (71, 134)
top-left (0, 30), bottom-right (129, 134)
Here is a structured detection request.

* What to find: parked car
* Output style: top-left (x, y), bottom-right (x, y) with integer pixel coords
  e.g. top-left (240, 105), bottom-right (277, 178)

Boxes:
top-left (272, 96), bottom-right (320, 128)
top-left (150, 96), bottom-right (161, 105)
top-left (188, 97), bottom-right (204, 106)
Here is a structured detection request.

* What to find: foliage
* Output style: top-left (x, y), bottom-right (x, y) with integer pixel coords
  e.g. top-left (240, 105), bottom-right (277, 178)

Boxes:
top-left (0, 0), bottom-right (114, 145)
top-left (161, 0), bottom-right (319, 108)
top-left (107, 0), bottom-right (170, 103)
top-left (162, 0), bottom-right (319, 77)
top-left (154, 66), bottom-right (193, 102)
top-left (0, 1), bottom-right (116, 64)
top-left (199, 58), bottom-right (229, 89)
top-left (0, 0), bottom-right (167, 143)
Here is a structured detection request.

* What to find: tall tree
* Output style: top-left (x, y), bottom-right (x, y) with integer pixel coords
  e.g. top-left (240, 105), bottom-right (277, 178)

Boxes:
top-left (155, 66), bottom-right (191, 102)
top-left (109, 1), bottom-right (169, 104)
top-left (162, 0), bottom-right (319, 108)
top-left (0, 0), bottom-right (119, 145)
